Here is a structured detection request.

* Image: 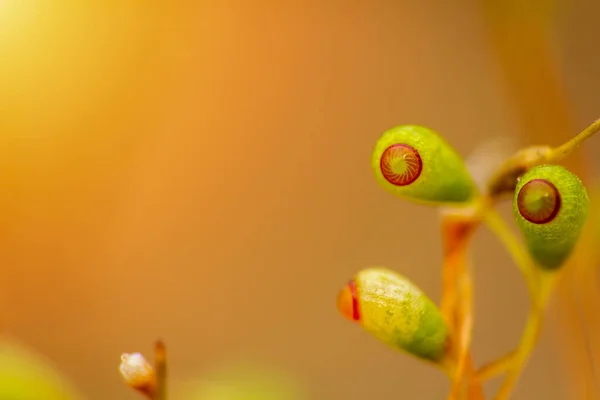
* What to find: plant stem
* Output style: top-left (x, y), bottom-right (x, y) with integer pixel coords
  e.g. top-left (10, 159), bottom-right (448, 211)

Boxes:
top-left (154, 340), bottom-right (167, 400)
top-left (494, 274), bottom-right (556, 400)
top-left (480, 6), bottom-right (597, 395)
top-left (483, 209), bottom-right (539, 298)
top-left (465, 356), bottom-right (485, 400)
top-left (549, 119), bottom-right (600, 163)
top-left (440, 213), bottom-right (484, 400)
top-left (474, 351), bottom-right (516, 382)
top-left (472, 208), bottom-right (544, 384)
top-left (451, 255), bottom-right (475, 399)
top-left (475, 205), bottom-right (558, 396)
top-left (456, 269), bottom-right (479, 400)
top-left (484, 119), bottom-right (599, 201)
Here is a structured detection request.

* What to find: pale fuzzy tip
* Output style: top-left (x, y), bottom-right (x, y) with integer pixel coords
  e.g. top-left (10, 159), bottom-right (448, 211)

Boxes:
top-left (119, 352), bottom-right (155, 389)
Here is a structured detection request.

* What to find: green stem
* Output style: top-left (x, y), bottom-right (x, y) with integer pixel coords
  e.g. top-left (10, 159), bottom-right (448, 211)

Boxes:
top-left (550, 119), bottom-right (600, 162)
top-left (485, 119), bottom-right (599, 200)
top-left (477, 207), bottom-right (558, 397)
top-left (494, 274), bottom-right (556, 400)
top-left (483, 209), bottom-right (539, 297)
top-left (475, 351), bottom-right (516, 382)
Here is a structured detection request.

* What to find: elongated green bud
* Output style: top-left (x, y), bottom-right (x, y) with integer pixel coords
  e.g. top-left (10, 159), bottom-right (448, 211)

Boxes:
top-left (337, 267), bottom-right (449, 362)
top-left (513, 165), bottom-right (590, 270)
top-left (372, 125), bottom-right (477, 205)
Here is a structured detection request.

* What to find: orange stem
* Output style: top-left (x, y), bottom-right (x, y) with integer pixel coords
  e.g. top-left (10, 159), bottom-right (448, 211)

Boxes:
top-left (441, 213), bottom-right (485, 399)
top-left (154, 340), bottom-right (167, 400)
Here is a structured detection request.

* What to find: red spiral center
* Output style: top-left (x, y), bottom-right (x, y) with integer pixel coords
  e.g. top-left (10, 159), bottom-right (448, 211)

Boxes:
top-left (517, 179), bottom-right (561, 224)
top-left (380, 144), bottom-right (422, 186)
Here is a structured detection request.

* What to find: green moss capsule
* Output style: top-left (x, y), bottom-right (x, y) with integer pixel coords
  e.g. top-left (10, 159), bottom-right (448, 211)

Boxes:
top-left (372, 125), bottom-right (477, 205)
top-left (513, 165), bottom-right (590, 270)
top-left (337, 267), bottom-right (449, 362)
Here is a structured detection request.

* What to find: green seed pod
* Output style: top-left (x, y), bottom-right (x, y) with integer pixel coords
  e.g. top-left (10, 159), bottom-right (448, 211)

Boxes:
top-left (372, 125), bottom-right (477, 205)
top-left (337, 267), bottom-right (449, 362)
top-left (513, 164), bottom-right (590, 270)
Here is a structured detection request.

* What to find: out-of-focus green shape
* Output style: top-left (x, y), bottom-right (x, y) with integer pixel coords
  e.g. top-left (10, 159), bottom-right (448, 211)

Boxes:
top-left (0, 337), bottom-right (84, 400)
top-left (177, 362), bottom-right (306, 400)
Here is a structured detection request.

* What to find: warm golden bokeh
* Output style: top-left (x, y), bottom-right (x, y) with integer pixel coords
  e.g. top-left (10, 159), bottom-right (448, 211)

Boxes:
top-left (1, 1), bottom-right (599, 399)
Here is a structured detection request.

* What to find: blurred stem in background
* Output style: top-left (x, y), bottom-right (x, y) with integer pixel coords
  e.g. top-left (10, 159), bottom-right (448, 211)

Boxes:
top-left (0, 337), bottom-right (86, 400)
top-left (155, 341), bottom-right (168, 400)
top-left (480, 0), bottom-right (600, 398)
top-left (120, 341), bottom-right (168, 400)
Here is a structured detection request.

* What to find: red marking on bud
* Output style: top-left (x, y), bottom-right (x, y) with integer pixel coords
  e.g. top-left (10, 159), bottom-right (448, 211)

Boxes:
top-left (337, 280), bottom-right (361, 322)
top-left (517, 179), bottom-right (561, 224)
top-left (380, 144), bottom-right (422, 186)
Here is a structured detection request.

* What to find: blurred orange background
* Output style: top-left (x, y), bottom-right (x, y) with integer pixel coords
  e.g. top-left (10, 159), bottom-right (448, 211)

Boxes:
top-left (1, 1), bottom-right (599, 399)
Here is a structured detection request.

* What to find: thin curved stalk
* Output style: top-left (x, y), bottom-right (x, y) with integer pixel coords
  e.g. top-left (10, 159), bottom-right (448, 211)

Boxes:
top-left (475, 208), bottom-right (558, 397)
top-left (549, 119), bottom-right (600, 162)
top-left (483, 209), bottom-right (539, 297)
top-left (440, 213), bottom-right (484, 399)
top-left (469, 208), bottom-right (541, 383)
top-left (494, 274), bottom-right (556, 400)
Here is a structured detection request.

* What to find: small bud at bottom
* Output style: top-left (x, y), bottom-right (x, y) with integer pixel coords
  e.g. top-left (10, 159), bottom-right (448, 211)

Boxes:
top-left (119, 353), bottom-right (157, 397)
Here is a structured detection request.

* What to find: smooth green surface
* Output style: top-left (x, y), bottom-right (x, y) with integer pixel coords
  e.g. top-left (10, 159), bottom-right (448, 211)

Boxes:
top-left (513, 165), bottom-right (590, 270)
top-left (0, 338), bottom-right (83, 400)
top-left (593, 186), bottom-right (600, 243)
top-left (355, 267), bottom-right (449, 361)
top-left (372, 125), bottom-right (477, 205)
top-left (177, 363), bottom-right (305, 400)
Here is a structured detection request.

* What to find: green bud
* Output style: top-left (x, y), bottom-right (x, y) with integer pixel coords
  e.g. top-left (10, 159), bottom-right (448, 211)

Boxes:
top-left (337, 267), bottom-right (449, 362)
top-left (372, 125), bottom-right (477, 205)
top-left (513, 165), bottom-right (590, 270)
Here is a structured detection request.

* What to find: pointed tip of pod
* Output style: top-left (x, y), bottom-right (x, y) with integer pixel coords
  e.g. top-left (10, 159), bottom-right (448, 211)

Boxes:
top-left (337, 280), bottom-right (360, 322)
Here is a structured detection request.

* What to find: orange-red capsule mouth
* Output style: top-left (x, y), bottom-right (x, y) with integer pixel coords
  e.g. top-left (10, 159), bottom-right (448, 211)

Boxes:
top-left (337, 280), bottom-right (360, 322)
